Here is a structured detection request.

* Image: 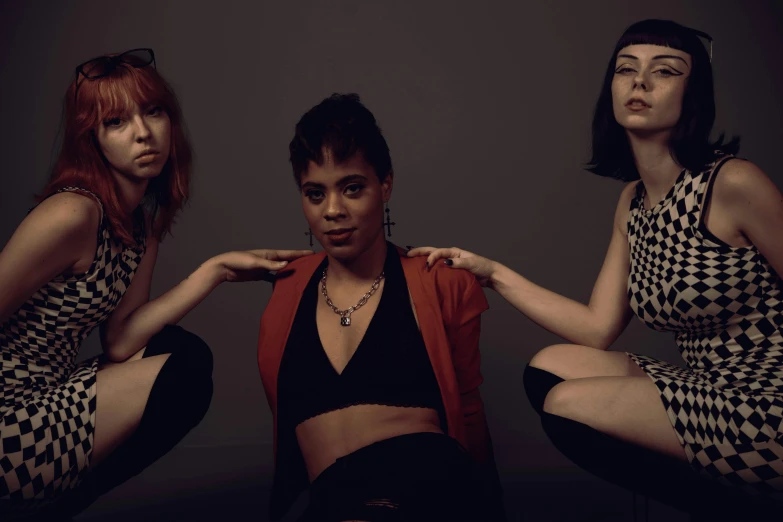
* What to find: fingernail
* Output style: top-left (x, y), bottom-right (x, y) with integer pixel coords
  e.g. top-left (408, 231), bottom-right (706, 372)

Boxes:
top-left (444, 259), bottom-right (453, 266)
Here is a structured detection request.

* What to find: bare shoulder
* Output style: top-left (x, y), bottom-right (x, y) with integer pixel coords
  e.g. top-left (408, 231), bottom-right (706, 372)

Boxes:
top-left (710, 158), bottom-right (782, 229)
top-left (27, 191), bottom-right (101, 236)
top-left (713, 158), bottom-right (778, 201)
top-left (0, 192), bottom-right (102, 299)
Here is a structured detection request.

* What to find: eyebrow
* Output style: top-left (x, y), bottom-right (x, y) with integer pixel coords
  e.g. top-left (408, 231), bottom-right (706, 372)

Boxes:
top-left (617, 53), bottom-right (689, 66)
top-left (301, 173), bottom-right (369, 190)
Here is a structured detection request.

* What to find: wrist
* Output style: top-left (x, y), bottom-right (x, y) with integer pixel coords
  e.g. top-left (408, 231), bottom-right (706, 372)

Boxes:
top-left (487, 261), bottom-right (506, 291)
top-left (193, 257), bottom-right (227, 286)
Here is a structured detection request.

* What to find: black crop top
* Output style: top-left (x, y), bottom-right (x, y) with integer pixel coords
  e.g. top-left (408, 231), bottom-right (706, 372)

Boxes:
top-left (276, 242), bottom-right (445, 429)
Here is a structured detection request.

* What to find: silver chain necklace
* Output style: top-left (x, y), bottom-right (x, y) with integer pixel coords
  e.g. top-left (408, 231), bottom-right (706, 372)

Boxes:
top-left (320, 267), bottom-right (384, 326)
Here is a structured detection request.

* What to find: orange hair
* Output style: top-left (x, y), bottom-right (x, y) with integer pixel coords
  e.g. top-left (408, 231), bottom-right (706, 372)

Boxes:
top-left (38, 53), bottom-right (192, 246)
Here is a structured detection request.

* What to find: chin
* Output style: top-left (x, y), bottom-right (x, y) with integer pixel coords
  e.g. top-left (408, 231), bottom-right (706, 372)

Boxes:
top-left (324, 246), bottom-right (358, 264)
top-left (140, 163), bottom-right (166, 176)
top-left (618, 120), bottom-right (670, 134)
top-left (324, 237), bottom-right (373, 262)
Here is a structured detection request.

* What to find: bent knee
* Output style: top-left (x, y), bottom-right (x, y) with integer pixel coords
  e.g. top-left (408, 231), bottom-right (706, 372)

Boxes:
top-left (530, 344), bottom-right (639, 380)
top-left (155, 351), bottom-right (214, 424)
top-left (541, 381), bottom-right (578, 417)
top-left (529, 344), bottom-right (584, 375)
top-left (146, 324), bottom-right (214, 375)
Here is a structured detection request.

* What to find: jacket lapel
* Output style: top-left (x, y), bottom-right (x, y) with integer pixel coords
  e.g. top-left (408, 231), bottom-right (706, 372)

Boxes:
top-left (396, 245), bottom-right (464, 443)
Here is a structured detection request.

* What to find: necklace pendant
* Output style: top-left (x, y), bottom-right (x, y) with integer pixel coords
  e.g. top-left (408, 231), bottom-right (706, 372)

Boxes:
top-left (340, 315), bottom-right (351, 327)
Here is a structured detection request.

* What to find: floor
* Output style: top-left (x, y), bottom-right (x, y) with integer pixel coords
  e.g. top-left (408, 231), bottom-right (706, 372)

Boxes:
top-left (71, 445), bottom-right (692, 522)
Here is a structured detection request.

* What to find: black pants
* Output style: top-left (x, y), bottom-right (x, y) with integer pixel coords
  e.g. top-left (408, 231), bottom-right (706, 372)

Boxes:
top-left (298, 432), bottom-right (493, 522)
top-left (524, 364), bottom-right (781, 521)
top-left (41, 324), bottom-right (214, 520)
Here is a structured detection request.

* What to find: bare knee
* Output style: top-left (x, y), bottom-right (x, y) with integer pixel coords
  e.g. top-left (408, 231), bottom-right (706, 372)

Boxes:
top-left (542, 380), bottom-right (575, 417)
top-left (542, 378), bottom-right (630, 420)
top-left (529, 344), bottom-right (584, 377)
top-left (542, 379), bottom-right (616, 419)
top-left (531, 344), bottom-right (642, 380)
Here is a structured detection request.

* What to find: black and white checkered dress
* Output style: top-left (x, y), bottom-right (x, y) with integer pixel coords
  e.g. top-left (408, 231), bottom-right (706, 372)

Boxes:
top-left (626, 154), bottom-right (783, 500)
top-left (0, 187), bottom-right (145, 514)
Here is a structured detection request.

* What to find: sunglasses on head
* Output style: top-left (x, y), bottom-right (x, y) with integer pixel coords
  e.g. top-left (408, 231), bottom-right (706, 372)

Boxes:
top-left (688, 28), bottom-right (713, 63)
top-left (73, 48), bottom-right (156, 103)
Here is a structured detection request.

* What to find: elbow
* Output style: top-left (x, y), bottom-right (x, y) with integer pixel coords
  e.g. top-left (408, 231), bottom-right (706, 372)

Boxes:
top-left (582, 311), bottom-right (619, 350)
top-left (100, 327), bottom-right (131, 362)
top-left (104, 350), bottom-right (128, 363)
top-left (584, 327), bottom-right (615, 351)
top-left (101, 339), bottom-right (130, 362)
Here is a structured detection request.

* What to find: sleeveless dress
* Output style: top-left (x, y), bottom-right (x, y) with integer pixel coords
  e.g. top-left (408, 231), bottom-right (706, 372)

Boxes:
top-left (0, 187), bottom-right (145, 515)
top-left (626, 154), bottom-right (783, 500)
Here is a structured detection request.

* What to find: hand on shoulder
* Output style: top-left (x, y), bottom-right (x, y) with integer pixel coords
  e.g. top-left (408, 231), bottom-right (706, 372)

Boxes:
top-left (407, 246), bottom-right (496, 288)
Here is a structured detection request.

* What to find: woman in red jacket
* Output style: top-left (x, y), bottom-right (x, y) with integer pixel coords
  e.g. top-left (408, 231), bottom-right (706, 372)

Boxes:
top-left (257, 93), bottom-right (505, 521)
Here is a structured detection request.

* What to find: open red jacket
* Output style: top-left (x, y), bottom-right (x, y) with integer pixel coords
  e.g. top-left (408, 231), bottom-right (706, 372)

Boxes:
top-left (257, 244), bottom-right (499, 519)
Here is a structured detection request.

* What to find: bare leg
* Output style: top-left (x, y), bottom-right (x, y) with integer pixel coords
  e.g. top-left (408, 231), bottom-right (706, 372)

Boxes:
top-left (526, 344), bottom-right (683, 457)
top-left (90, 353), bottom-right (170, 467)
top-left (529, 343), bottom-right (647, 379)
top-left (543, 376), bottom-right (686, 460)
top-left (527, 345), bottom-right (778, 517)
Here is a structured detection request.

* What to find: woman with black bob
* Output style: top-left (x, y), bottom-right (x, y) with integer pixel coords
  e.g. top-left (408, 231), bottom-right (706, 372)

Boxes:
top-left (410, 19), bottom-right (783, 519)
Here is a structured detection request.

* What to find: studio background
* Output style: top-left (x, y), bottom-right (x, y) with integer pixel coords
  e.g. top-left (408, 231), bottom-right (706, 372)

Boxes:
top-left (1, 1), bottom-right (782, 520)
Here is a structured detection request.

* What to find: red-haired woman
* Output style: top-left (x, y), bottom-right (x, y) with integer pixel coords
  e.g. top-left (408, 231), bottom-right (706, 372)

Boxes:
top-left (0, 49), bottom-right (312, 519)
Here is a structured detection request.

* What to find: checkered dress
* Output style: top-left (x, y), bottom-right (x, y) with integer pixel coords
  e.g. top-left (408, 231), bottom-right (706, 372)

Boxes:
top-left (0, 187), bottom-right (145, 515)
top-left (626, 154), bottom-right (783, 499)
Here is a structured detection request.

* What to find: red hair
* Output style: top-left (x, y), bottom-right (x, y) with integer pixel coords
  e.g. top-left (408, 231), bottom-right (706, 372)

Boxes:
top-left (38, 54), bottom-right (192, 246)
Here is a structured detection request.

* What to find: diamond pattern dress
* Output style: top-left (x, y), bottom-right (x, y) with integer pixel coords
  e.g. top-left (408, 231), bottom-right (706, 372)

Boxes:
top-left (626, 154), bottom-right (783, 499)
top-left (0, 187), bottom-right (145, 515)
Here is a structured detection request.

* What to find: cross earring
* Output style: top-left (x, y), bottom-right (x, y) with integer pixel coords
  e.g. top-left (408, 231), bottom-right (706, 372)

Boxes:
top-left (383, 203), bottom-right (396, 237)
top-left (304, 228), bottom-right (314, 247)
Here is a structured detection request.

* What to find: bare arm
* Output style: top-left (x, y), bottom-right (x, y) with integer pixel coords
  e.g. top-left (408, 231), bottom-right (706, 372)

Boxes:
top-left (101, 247), bottom-right (312, 362)
top-left (713, 159), bottom-right (783, 280)
top-left (411, 183), bottom-right (639, 350)
top-left (0, 193), bottom-right (100, 326)
top-left (99, 238), bottom-right (227, 361)
top-left (488, 184), bottom-right (637, 349)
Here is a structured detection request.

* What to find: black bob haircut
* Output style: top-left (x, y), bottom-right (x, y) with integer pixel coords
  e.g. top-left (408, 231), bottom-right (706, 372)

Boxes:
top-left (587, 19), bottom-right (740, 181)
top-left (289, 93), bottom-right (393, 187)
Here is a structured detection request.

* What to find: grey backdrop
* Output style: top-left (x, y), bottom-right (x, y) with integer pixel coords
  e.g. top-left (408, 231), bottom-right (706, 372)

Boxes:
top-left (2, 1), bottom-right (782, 521)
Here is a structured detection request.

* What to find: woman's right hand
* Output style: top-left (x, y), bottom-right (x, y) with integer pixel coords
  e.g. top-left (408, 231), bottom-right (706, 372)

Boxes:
top-left (208, 249), bottom-right (315, 283)
top-left (406, 246), bottom-right (498, 287)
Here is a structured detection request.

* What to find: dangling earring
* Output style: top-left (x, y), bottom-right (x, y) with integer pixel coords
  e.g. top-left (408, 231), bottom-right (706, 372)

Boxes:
top-left (304, 227), bottom-right (314, 247)
top-left (382, 202), bottom-right (396, 237)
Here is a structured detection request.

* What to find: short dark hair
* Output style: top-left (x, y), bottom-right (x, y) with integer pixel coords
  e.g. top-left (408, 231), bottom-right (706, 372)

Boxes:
top-left (587, 19), bottom-right (740, 181)
top-left (289, 93), bottom-right (393, 186)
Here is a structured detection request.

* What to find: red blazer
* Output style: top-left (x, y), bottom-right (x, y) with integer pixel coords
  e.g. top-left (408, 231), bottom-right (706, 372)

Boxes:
top-left (257, 243), bottom-right (496, 518)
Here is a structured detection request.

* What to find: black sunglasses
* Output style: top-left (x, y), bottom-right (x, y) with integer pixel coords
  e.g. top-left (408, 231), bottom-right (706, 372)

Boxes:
top-left (73, 48), bottom-right (156, 103)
